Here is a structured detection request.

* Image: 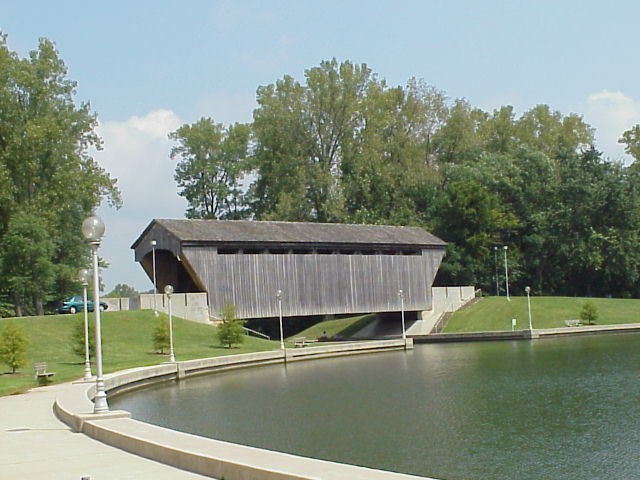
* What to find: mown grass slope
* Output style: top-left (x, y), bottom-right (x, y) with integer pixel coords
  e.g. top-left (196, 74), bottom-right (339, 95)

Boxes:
top-left (0, 310), bottom-right (277, 396)
top-left (443, 296), bottom-right (640, 333)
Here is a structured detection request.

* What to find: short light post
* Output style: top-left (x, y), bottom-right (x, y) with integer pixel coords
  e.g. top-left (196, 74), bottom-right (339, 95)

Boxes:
top-left (398, 289), bottom-right (406, 342)
top-left (164, 284), bottom-right (175, 362)
top-left (81, 215), bottom-right (108, 413)
top-left (525, 286), bottom-right (532, 331)
top-left (494, 246), bottom-right (499, 296)
top-left (503, 245), bottom-right (510, 301)
top-left (276, 289), bottom-right (284, 350)
top-left (151, 240), bottom-right (158, 316)
top-left (78, 268), bottom-right (92, 381)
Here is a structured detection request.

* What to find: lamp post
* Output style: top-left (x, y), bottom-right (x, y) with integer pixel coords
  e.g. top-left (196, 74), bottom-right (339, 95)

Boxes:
top-left (398, 289), bottom-right (406, 343)
top-left (276, 290), bottom-right (284, 350)
top-left (81, 215), bottom-right (108, 413)
top-left (503, 245), bottom-right (510, 301)
top-left (151, 240), bottom-right (158, 316)
top-left (494, 246), bottom-right (499, 296)
top-left (78, 268), bottom-right (92, 381)
top-left (164, 284), bottom-right (175, 362)
top-left (525, 286), bottom-right (532, 331)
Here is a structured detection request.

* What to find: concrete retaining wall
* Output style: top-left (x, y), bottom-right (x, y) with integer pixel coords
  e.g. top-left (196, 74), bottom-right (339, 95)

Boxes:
top-left (140, 292), bottom-right (210, 323)
top-left (54, 340), bottom-right (434, 480)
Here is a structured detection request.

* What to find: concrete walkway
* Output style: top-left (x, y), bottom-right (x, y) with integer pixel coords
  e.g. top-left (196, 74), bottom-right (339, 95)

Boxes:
top-left (0, 382), bottom-right (209, 480)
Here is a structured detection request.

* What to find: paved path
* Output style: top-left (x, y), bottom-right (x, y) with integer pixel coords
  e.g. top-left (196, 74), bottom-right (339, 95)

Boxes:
top-left (0, 383), bottom-right (210, 480)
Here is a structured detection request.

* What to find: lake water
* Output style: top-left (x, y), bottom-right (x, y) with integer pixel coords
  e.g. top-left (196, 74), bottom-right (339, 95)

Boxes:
top-left (111, 334), bottom-right (640, 480)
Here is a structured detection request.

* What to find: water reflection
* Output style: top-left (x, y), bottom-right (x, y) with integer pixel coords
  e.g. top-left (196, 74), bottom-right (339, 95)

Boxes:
top-left (112, 334), bottom-right (640, 480)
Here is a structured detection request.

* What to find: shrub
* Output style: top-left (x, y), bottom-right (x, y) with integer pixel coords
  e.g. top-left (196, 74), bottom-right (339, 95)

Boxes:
top-left (580, 301), bottom-right (599, 325)
top-left (0, 320), bottom-right (29, 373)
top-left (152, 317), bottom-right (170, 354)
top-left (217, 303), bottom-right (245, 348)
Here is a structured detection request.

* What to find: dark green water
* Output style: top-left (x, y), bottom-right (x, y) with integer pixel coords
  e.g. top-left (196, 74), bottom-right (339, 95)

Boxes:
top-left (111, 334), bottom-right (640, 480)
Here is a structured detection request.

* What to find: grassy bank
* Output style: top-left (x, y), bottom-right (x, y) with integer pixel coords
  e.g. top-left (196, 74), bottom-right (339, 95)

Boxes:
top-left (444, 296), bottom-right (640, 333)
top-left (0, 310), bottom-right (277, 396)
top-left (289, 314), bottom-right (376, 340)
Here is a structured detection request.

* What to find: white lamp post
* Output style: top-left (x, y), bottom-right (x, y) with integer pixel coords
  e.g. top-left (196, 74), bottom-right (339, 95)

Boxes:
top-left (276, 290), bottom-right (284, 350)
top-left (78, 268), bottom-right (92, 381)
top-left (164, 284), bottom-right (175, 362)
top-left (151, 240), bottom-right (158, 316)
top-left (503, 245), bottom-right (510, 301)
top-left (494, 246), bottom-right (499, 296)
top-left (81, 215), bottom-right (108, 413)
top-left (525, 286), bottom-right (532, 331)
top-left (398, 289), bottom-right (406, 343)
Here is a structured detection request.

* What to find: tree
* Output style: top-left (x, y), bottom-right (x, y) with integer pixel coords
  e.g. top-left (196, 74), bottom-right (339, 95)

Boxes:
top-left (70, 317), bottom-right (93, 359)
top-left (106, 283), bottom-right (139, 298)
top-left (0, 35), bottom-right (121, 315)
top-left (0, 320), bottom-right (29, 373)
top-left (579, 301), bottom-right (599, 325)
top-left (250, 59), bottom-right (375, 222)
top-left (216, 303), bottom-right (245, 348)
top-left (152, 317), bottom-right (170, 354)
top-left (170, 118), bottom-right (250, 219)
top-left (619, 124), bottom-right (640, 163)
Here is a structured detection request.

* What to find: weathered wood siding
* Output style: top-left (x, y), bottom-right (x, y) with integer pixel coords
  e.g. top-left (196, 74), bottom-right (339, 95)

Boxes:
top-left (182, 248), bottom-right (445, 319)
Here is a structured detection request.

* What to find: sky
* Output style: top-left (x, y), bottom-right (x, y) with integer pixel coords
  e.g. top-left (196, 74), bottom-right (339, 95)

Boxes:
top-left (2, 0), bottom-right (640, 293)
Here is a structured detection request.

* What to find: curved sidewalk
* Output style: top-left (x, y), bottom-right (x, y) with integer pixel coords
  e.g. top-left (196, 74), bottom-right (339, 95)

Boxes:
top-left (0, 382), bottom-right (209, 480)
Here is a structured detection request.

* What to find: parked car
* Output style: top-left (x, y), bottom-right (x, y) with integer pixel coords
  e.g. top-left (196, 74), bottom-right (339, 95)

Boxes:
top-left (56, 295), bottom-right (108, 314)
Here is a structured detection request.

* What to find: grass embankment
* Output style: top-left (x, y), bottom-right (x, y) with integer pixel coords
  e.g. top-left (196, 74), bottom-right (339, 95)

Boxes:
top-left (289, 313), bottom-right (376, 340)
top-left (444, 296), bottom-right (640, 333)
top-left (0, 310), bottom-right (277, 397)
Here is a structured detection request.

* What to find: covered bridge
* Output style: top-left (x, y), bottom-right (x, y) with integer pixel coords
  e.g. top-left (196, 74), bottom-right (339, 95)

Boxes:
top-left (131, 219), bottom-right (447, 320)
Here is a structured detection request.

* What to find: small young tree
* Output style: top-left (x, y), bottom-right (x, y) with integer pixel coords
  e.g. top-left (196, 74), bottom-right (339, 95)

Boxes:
top-left (580, 301), bottom-right (599, 325)
top-left (216, 303), bottom-right (245, 348)
top-left (153, 317), bottom-right (170, 354)
top-left (70, 319), bottom-right (107, 359)
top-left (70, 318), bottom-right (92, 359)
top-left (0, 320), bottom-right (30, 373)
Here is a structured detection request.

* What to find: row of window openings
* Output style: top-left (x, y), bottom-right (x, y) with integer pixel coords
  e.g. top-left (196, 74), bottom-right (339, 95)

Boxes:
top-left (216, 248), bottom-right (422, 256)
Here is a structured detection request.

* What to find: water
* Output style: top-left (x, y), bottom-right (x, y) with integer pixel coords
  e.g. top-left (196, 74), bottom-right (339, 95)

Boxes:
top-left (111, 334), bottom-right (640, 479)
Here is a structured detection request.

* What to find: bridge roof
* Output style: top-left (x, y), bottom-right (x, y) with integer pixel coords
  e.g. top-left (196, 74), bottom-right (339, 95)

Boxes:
top-left (132, 219), bottom-right (446, 249)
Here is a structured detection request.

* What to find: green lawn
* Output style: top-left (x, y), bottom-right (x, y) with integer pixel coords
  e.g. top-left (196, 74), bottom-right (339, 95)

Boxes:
top-left (444, 296), bottom-right (640, 333)
top-left (0, 310), bottom-right (278, 396)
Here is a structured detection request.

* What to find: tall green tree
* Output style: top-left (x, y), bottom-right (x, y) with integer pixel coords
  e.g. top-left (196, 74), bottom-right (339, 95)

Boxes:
top-left (0, 35), bottom-right (120, 314)
top-left (251, 59), bottom-right (374, 222)
top-left (169, 118), bottom-right (250, 219)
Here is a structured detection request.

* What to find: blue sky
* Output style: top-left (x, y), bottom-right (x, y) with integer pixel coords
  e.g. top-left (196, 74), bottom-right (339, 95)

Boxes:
top-left (2, 1), bottom-right (640, 291)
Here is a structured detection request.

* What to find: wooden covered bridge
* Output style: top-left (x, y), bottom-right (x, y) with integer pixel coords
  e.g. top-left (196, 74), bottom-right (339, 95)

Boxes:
top-left (131, 219), bottom-right (447, 320)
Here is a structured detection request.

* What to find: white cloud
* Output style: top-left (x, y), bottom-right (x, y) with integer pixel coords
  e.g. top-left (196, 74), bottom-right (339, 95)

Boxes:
top-left (582, 90), bottom-right (640, 163)
top-left (94, 109), bottom-right (188, 293)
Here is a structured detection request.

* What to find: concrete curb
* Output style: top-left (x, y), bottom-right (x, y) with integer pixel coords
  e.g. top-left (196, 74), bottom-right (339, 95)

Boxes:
top-left (54, 339), bottom-right (438, 480)
top-left (412, 322), bottom-right (640, 343)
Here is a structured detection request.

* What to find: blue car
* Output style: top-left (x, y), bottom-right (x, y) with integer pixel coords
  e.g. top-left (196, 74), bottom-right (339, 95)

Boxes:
top-left (56, 295), bottom-right (108, 314)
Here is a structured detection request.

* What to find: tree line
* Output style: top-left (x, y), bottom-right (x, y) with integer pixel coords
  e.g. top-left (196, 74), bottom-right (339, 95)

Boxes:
top-left (171, 59), bottom-right (640, 298)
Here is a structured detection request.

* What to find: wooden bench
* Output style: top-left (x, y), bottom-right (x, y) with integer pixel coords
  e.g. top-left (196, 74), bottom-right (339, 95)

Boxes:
top-left (34, 362), bottom-right (55, 384)
top-left (293, 337), bottom-right (307, 347)
top-left (564, 319), bottom-right (581, 327)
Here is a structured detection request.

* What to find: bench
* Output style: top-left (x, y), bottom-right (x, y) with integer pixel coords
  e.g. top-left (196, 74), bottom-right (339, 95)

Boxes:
top-left (34, 362), bottom-right (55, 384)
top-left (292, 337), bottom-right (307, 347)
top-left (564, 319), bottom-right (581, 327)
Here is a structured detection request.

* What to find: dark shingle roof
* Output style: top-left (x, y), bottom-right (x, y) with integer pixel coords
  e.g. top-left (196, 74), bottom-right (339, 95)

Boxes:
top-left (152, 219), bottom-right (446, 248)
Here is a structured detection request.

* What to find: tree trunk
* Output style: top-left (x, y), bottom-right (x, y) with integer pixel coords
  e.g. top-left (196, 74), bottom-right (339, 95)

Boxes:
top-left (12, 292), bottom-right (23, 317)
top-left (35, 297), bottom-right (44, 316)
